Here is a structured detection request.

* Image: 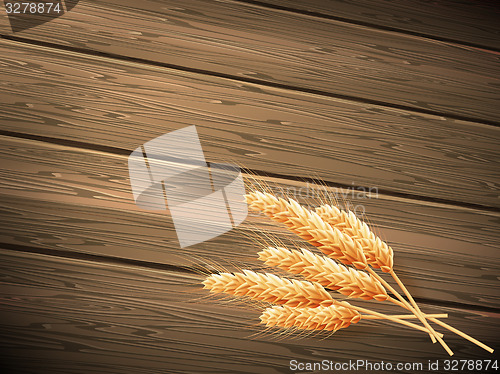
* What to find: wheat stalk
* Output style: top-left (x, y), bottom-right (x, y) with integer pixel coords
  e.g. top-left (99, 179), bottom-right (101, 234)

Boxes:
top-left (259, 246), bottom-right (389, 301)
top-left (362, 313), bottom-right (448, 320)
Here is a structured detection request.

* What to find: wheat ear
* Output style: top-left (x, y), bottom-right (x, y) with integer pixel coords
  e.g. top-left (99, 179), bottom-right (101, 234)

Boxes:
top-left (202, 270), bottom-right (333, 308)
top-left (246, 192), bottom-right (447, 351)
top-left (245, 191), bottom-right (368, 269)
top-left (259, 246), bottom-right (389, 301)
top-left (203, 271), bottom-right (441, 336)
top-left (260, 305), bottom-right (360, 332)
top-left (259, 247), bottom-right (449, 323)
top-left (260, 306), bottom-right (447, 332)
top-left (316, 205), bottom-right (393, 272)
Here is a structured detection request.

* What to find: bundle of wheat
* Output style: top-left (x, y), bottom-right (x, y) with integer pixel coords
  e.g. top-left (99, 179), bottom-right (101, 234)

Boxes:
top-left (202, 190), bottom-right (494, 355)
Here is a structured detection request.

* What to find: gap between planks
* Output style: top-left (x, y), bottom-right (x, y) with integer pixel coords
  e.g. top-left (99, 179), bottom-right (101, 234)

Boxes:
top-left (0, 129), bottom-right (498, 214)
top-left (0, 248), bottom-right (497, 372)
top-left (231, 0), bottom-right (500, 52)
top-left (0, 241), bottom-right (498, 315)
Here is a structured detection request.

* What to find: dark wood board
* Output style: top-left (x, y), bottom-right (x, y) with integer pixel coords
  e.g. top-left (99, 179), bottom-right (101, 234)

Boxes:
top-left (1, 0), bottom-right (499, 123)
top-left (257, 0), bottom-right (500, 50)
top-left (1, 40), bottom-right (499, 209)
top-left (0, 249), bottom-right (498, 374)
top-left (0, 136), bottom-right (498, 309)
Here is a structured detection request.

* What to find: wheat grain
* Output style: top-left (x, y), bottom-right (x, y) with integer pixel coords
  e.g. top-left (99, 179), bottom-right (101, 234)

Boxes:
top-left (245, 191), bottom-right (368, 269)
top-left (203, 270), bottom-right (334, 307)
top-left (260, 305), bottom-right (361, 331)
top-left (259, 246), bottom-right (389, 301)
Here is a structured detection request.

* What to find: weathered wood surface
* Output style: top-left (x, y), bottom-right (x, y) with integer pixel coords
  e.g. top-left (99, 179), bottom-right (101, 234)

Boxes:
top-left (1, 0), bottom-right (499, 370)
top-left (1, 0), bottom-right (499, 123)
top-left (0, 136), bottom-right (498, 309)
top-left (0, 249), bottom-right (498, 374)
top-left (1, 40), bottom-right (499, 209)
top-left (257, 0), bottom-right (500, 50)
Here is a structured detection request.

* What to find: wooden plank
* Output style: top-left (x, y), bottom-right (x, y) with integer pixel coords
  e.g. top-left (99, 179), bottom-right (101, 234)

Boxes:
top-left (0, 136), bottom-right (499, 309)
top-left (257, 0), bottom-right (500, 50)
top-left (1, 0), bottom-right (499, 123)
top-left (1, 40), bottom-right (499, 209)
top-left (0, 249), bottom-right (498, 374)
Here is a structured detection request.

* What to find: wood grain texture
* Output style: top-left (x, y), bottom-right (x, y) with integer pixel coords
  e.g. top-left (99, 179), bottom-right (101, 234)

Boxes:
top-left (1, 0), bottom-right (499, 370)
top-left (0, 249), bottom-right (498, 374)
top-left (0, 136), bottom-right (499, 309)
top-left (1, 0), bottom-right (499, 123)
top-left (1, 40), bottom-right (499, 209)
top-left (257, 0), bottom-right (500, 50)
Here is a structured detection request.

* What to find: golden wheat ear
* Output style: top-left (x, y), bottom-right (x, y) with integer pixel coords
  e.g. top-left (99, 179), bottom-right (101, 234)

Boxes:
top-left (232, 190), bottom-right (493, 354)
top-left (260, 305), bottom-right (361, 332)
top-left (316, 205), bottom-right (393, 272)
top-left (245, 191), bottom-right (368, 269)
top-left (259, 246), bottom-right (389, 301)
top-left (203, 270), bottom-right (334, 308)
top-left (259, 305), bottom-right (446, 333)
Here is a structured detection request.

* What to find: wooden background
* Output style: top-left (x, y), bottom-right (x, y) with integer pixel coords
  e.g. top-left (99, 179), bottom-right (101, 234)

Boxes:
top-left (0, 0), bottom-right (499, 373)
